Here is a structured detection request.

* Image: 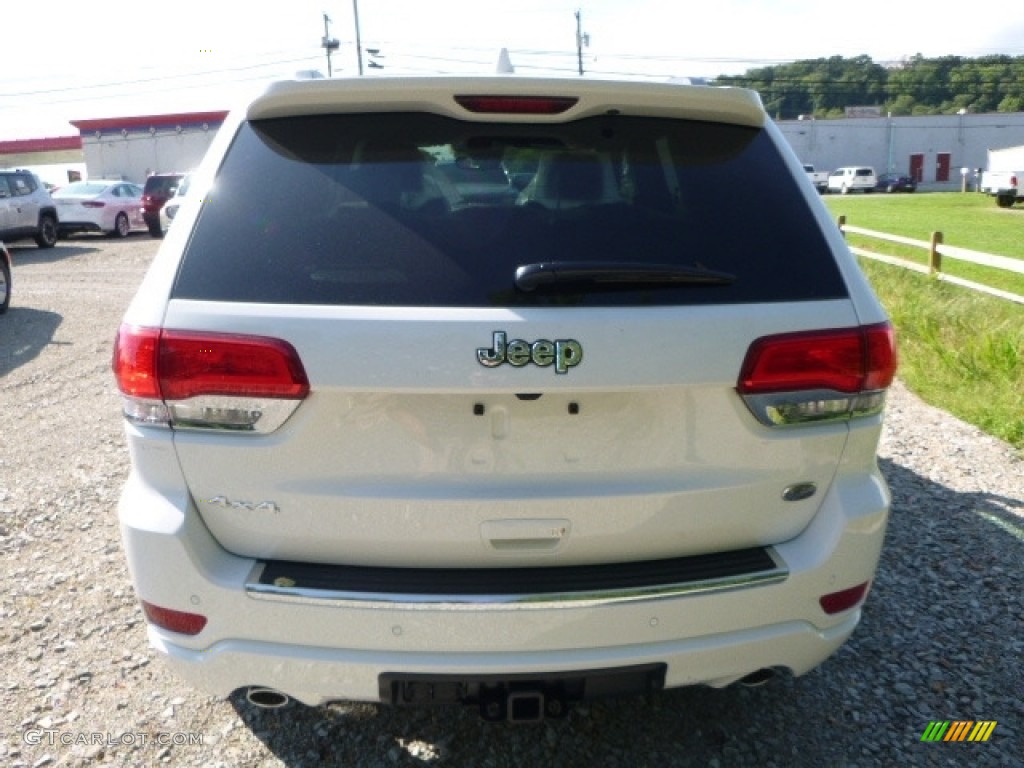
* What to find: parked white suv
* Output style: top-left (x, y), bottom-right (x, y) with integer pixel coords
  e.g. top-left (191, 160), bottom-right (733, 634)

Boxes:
top-left (113, 76), bottom-right (897, 722)
top-left (827, 166), bottom-right (878, 194)
top-left (0, 169), bottom-right (59, 248)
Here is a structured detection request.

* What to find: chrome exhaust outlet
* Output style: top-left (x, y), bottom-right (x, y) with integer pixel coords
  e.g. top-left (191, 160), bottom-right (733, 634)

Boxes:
top-left (246, 687), bottom-right (290, 709)
top-left (738, 668), bottom-right (776, 687)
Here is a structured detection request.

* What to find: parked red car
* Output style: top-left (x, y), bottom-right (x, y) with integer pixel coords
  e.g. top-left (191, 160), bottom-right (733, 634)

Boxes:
top-left (141, 173), bottom-right (186, 237)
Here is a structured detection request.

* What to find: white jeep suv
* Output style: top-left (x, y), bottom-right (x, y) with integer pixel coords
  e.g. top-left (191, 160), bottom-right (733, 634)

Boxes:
top-left (114, 76), bottom-right (897, 722)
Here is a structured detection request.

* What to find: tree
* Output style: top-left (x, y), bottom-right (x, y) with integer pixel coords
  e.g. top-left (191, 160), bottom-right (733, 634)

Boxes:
top-left (714, 53), bottom-right (1024, 118)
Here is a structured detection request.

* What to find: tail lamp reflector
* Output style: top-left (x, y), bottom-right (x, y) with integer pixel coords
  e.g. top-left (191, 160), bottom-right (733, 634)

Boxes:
top-left (141, 600), bottom-right (208, 635)
top-left (820, 581), bottom-right (871, 615)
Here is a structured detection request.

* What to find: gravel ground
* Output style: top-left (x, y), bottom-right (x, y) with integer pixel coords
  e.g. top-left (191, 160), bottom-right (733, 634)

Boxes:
top-left (1, 235), bottom-right (1021, 767)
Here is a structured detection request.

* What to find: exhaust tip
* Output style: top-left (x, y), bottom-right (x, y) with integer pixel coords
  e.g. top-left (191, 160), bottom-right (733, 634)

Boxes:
top-left (738, 668), bottom-right (776, 688)
top-left (246, 687), bottom-right (290, 709)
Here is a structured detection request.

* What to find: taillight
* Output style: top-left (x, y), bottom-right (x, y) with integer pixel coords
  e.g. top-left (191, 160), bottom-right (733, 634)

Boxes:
top-left (141, 600), bottom-right (208, 635)
top-left (454, 95), bottom-right (578, 114)
top-left (114, 326), bottom-right (161, 398)
top-left (737, 323), bottom-right (897, 427)
top-left (157, 331), bottom-right (309, 400)
top-left (113, 325), bottom-right (309, 433)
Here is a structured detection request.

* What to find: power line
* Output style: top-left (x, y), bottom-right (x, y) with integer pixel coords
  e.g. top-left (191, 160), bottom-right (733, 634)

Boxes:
top-left (1, 54), bottom-right (320, 100)
top-left (6, 44), bottom-right (1024, 116)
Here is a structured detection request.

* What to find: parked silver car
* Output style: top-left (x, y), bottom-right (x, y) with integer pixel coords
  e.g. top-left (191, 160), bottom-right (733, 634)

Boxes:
top-left (0, 169), bottom-right (58, 248)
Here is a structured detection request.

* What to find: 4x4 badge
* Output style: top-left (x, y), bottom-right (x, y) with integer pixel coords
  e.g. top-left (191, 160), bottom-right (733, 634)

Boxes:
top-left (477, 331), bottom-right (582, 374)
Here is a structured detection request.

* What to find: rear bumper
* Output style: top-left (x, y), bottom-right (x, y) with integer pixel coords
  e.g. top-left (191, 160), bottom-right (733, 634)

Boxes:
top-left (57, 221), bottom-right (103, 234)
top-left (118, 432), bottom-right (889, 706)
top-left (151, 614), bottom-right (858, 706)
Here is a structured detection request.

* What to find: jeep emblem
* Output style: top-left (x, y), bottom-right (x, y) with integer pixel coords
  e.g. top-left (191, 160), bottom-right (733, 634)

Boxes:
top-left (477, 331), bottom-right (582, 374)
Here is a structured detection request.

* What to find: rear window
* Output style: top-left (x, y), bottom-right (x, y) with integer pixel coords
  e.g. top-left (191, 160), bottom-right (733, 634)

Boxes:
top-left (9, 173), bottom-right (37, 196)
top-left (172, 113), bottom-right (846, 307)
top-left (144, 176), bottom-right (182, 195)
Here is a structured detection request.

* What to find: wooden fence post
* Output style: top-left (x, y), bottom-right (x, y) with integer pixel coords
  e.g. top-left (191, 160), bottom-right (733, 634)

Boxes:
top-left (929, 232), bottom-right (943, 275)
top-left (837, 215), bottom-right (846, 237)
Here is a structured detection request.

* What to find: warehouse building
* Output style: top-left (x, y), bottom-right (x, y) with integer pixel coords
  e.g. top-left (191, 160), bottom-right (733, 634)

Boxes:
top-left (0, 111), bottom-right (227, 187)
top-left (779, 110), bottom-right (1024, 189)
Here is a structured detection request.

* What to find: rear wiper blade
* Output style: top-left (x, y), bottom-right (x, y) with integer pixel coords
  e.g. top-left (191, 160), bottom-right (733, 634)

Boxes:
top-left (514, 261), bottom-right (735, 292)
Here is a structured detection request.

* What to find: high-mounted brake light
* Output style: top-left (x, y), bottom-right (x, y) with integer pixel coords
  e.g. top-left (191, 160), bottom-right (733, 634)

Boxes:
top-left (454, 95), bottom-right (578, 115)
top-left (113, 325), bottom-right (309, 433)
top-left (737, 323), bottom-right (897, 427)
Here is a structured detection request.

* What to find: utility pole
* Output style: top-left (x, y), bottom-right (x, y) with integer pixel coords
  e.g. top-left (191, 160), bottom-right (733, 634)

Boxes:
top-left (322, 14), bottom-right (339, 76)
top-left (353, 0), bottom-right (364, 76)
top-left (575, 10), bottom-right (589, 76)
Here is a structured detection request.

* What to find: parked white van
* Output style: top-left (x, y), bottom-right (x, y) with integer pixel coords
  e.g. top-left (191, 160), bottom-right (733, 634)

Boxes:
top-left (827, 166), bottom-right (877, 194)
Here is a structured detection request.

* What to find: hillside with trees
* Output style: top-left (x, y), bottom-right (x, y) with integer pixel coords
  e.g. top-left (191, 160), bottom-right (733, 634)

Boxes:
top-left (714, 54), bottom-right (1024, 120)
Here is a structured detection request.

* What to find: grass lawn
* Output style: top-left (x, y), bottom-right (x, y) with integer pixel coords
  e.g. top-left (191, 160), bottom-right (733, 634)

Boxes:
top-left (823, 191), bottom-right (1024, 257)
top-left (822, 192), bottom-right (1024, 296)
top-left (820, 193), bottom-right (1023, 451)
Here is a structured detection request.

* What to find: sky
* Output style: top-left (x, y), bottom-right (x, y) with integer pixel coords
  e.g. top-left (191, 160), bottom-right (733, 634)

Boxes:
top-left (3, 0), bottom-right (1024, 141)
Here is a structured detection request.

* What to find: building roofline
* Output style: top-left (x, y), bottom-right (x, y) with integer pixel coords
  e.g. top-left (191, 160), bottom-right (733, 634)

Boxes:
top-left (70, 111), bottom-right (229, 133)
top-left (0, 136), bottom-right (83, 155)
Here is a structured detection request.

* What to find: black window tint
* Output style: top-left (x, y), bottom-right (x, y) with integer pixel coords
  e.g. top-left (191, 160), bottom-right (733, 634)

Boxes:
top-left (173, 114), bottom-right (847, 307)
